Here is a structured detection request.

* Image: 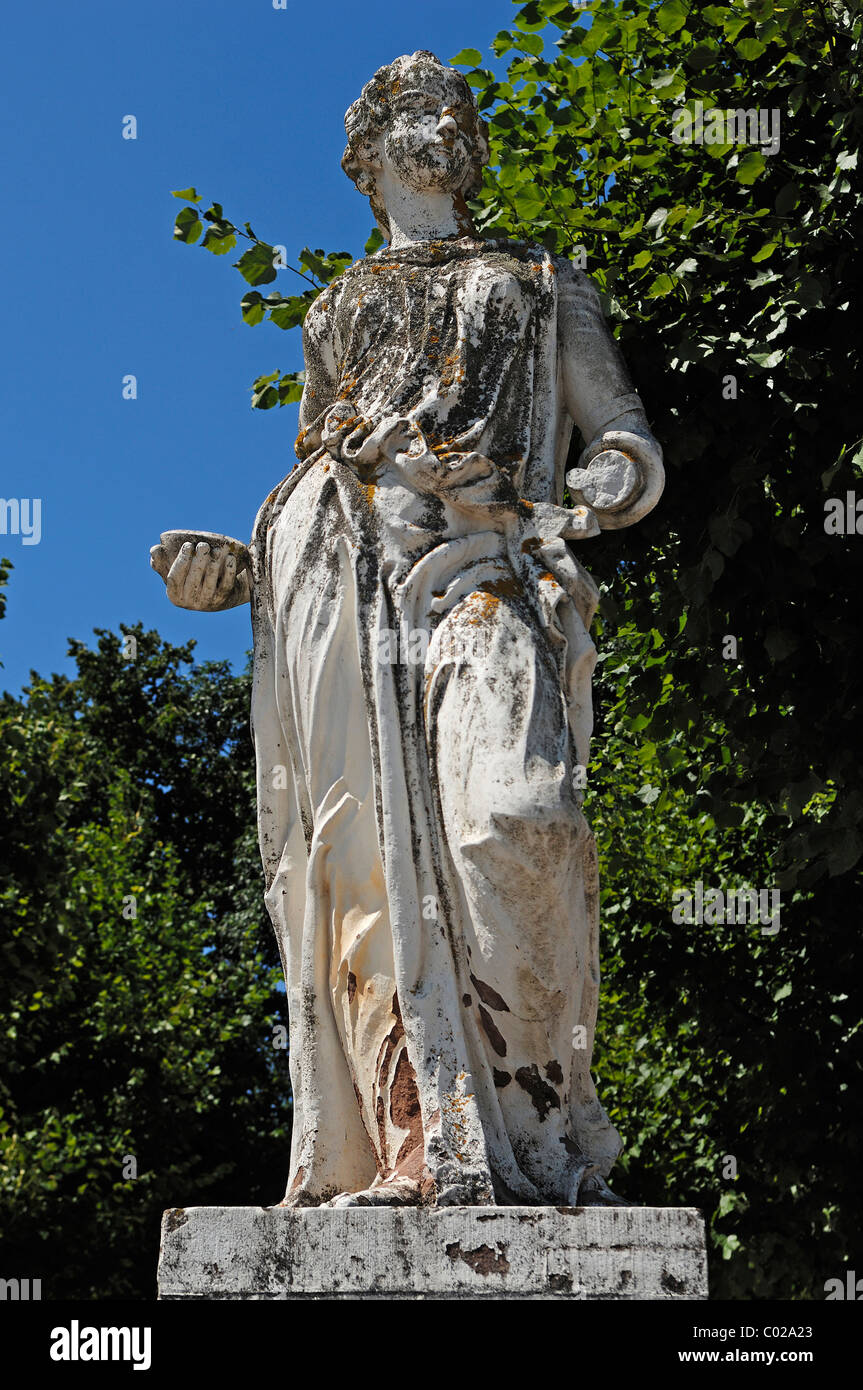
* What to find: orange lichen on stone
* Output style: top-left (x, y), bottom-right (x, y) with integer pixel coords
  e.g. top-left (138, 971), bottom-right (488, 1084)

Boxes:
top-left (479, 573), bottom-right (522, 600)
top-left (337, 373), bottom-right (359, 400)
top-left (452, 188), bottom-right (474, 237)
top-left (439, 351), bottom-right (464, 390)
top-left (464, 590), bottom-right (500, 625)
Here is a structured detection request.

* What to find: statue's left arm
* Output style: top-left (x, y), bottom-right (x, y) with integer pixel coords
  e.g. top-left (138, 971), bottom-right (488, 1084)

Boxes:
top-left (557, 261), bottom-right (664, 529)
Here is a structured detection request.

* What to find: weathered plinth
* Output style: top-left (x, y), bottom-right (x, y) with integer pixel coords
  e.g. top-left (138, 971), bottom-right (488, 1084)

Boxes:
top-left (157, 1206), bottom-right (707, 1300)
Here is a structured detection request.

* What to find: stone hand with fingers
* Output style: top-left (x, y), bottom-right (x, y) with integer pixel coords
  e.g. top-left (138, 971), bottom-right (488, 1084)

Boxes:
top-left (150, 530), bottom-right (252, 612)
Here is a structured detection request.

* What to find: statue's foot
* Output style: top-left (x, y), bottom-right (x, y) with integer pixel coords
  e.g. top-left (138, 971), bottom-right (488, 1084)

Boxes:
top-left (275, 1188), bottom-right (321, 1209)
top-left (563, 1157), bottom-right (632, 1207)
top-left (576, 1170), bottom-right (632, 1207)
top-left (321, 1175), bottom-right (423, 1208)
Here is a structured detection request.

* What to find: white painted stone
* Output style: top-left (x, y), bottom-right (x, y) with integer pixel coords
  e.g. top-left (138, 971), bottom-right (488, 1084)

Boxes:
top-left (151, 52), bottom-right (665, 1215)
top-left (158, 1207), bottom-right (707, 1300)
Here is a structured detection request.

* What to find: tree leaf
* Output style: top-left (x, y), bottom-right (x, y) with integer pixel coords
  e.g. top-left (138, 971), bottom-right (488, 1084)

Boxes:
top-left (657, 0), bottom-right (689, 34)
top-left (736, 150), bottom-right (766, 184)
top-left (201, 227), bottom-right (236, 256)
top-left (234, 244), bottom-right (278, 287)
top-left (647, 272), bottom-right (678, 297)
top-left (241, 291), bottom-right (266, 325)
top-left (173, 207), bottom-right (203, 244)
top-left (736, 37), bottom-right (766, 60)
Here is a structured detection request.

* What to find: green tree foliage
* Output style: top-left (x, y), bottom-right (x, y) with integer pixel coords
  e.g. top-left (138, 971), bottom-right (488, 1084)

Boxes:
top-left (0, 623), bottom-right (289, 1298)
top-left (0, 559), bottom-right (12, 636)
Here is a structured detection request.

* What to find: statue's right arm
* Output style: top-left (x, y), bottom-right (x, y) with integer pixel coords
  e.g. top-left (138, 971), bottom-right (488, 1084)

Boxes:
top-left (150, 290), bottom-right (342, 611)
top-left (294, 288), bottom-right (341, 457)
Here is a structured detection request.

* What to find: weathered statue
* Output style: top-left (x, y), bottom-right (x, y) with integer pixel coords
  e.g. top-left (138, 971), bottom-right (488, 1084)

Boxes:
top-left (151, 52), bottom-right (663, 1211)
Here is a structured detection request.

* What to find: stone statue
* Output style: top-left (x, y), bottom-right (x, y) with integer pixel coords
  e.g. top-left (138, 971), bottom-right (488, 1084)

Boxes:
top-left (151, 51), bottom-right (664, 1212)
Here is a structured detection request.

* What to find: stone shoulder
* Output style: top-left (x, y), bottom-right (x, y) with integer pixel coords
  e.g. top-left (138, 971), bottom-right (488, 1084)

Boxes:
top-left (301, 272), bottom-right (351, 347)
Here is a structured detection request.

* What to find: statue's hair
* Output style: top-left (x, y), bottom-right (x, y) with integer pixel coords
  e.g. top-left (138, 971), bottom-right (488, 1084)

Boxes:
top-left (342, 50), bottom-right (489, 242)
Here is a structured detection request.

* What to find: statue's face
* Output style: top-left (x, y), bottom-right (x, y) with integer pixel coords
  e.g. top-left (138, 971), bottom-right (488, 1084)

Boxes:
top-left (380, 70), bottom-right (475, 194)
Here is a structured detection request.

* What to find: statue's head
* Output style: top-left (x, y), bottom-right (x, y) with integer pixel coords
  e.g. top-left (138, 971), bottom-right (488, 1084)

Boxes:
top-left (342, 51), bottom-right (490, 241)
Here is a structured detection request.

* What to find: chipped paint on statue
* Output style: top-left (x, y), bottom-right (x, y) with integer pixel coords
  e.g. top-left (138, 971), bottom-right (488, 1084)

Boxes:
top-left (150, 51), bottom-right (664, 1210)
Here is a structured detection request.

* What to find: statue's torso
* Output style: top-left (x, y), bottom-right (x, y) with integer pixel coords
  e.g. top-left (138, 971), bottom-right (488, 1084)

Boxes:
top-left (298, 239), bottom-right (568, 510)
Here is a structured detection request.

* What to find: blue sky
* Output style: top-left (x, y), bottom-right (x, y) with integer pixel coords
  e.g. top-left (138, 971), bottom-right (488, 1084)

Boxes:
top-left (0, 0), bottom-right (518, 694)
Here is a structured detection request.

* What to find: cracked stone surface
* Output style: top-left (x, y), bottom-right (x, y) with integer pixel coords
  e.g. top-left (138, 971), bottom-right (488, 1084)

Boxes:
top-left (158, 1207), bottom-right (707, 1301)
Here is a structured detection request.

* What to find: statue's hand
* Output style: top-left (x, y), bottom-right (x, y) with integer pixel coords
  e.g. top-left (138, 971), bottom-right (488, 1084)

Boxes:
top-left (566, 427), bottom-right (664, 530)
top-left (150, 536), bottom-right (251, 611)
top-left (566, 449), bottom-right (640, 516)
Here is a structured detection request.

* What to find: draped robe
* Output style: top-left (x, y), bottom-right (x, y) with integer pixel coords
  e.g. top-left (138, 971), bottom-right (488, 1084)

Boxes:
top-left (249, 236), bottom-right (656, 1206)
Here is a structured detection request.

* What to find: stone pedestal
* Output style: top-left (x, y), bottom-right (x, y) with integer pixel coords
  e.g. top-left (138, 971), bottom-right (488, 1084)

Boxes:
top-left (157, 1206), bottom-right (707, 1300)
